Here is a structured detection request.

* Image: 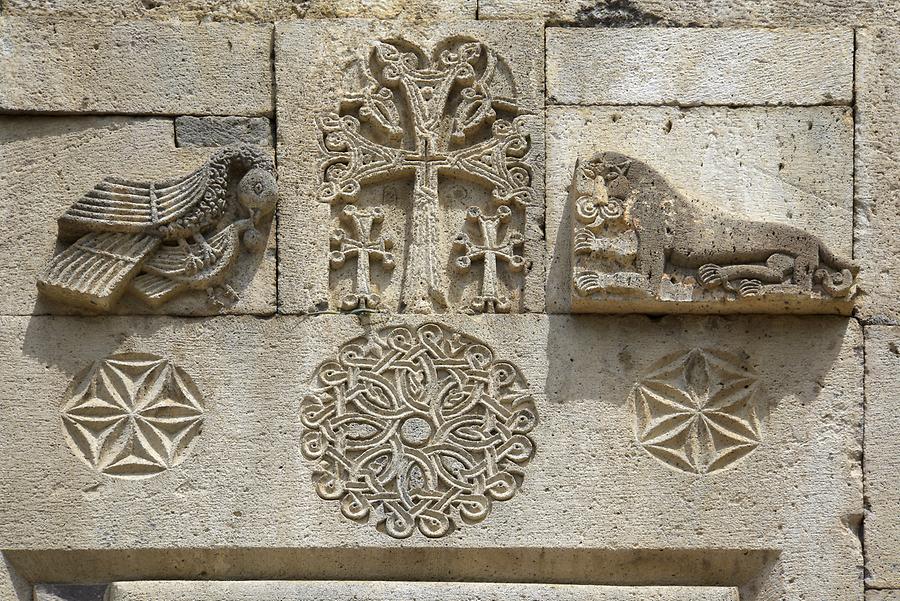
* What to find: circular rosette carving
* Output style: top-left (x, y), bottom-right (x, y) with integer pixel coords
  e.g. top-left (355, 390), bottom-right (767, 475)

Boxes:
top-left (60, 353), bottom-right (206, 479)
top-left (301, 323), bottom-right (538, 538)
top-left (629, 348), bottom-right (764, 475)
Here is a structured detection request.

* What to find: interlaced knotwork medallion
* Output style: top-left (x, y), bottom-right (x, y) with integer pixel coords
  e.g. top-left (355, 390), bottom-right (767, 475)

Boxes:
top-left (630, 348), bottom-right (763, 475)
top-left (60, 353), bottom-right (206, 479)
top-left (300, 323), bottom-right (538, 538)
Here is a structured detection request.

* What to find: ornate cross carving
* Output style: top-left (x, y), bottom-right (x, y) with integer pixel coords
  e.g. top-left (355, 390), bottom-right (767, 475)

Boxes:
top-left (453, 206), bottom-right (525, 314)
top-left (318, 38), bottom-right (534, 313)
top-left (329, 205), bottom-right (394, 311)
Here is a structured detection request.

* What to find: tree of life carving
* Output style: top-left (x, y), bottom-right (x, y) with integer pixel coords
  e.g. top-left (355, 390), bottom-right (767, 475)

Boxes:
top-left (60, 353), bottom-right (206, 479)
top-left (630, 348), bottom-right (763, 475)
top-left (300, 323), bottom-right (538, 538)
top-left (317, 38), bottom-right (534, 313)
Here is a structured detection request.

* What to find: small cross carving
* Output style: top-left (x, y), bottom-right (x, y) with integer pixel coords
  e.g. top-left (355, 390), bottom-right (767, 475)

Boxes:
top-left (453, 205), bottom-right (526, 314)
top-left (329, 205), bottom-right (394, 311)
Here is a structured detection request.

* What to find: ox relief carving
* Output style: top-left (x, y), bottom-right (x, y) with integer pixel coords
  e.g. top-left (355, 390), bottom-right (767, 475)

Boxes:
top-left (570, 152), bottom-right (858, 310)
top-left (300, 323), bottom-right (537, 538)
top-left (630, 348), bottom-right (764, 475)
top-left (38, 145), bottom-right (277, 312)
top-left (318, 38), bottom-right (535, 314)
top-left (61, 353), bottom-right (206, 479)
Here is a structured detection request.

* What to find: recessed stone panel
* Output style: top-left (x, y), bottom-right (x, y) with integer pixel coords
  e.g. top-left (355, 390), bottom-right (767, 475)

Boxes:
top-left (547, 28), bottom-right (852, 107)
top-left (275, 20), bottom-right (545, 315)
top-left (0, 116), bottom-right (276, 316)
top-left (0, 314), bottom-right (861, 600)
top-left (0, 18), bottom-right (272, 115)
top-left (546, 106), bottom-right (854, 313)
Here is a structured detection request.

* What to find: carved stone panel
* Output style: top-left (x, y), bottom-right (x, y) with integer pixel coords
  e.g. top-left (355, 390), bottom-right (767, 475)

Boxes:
top-left (276, 20), bottom-right (545, 315)
top-left (546, 106), bottom-right (854, 314)
top-left (300, 323), bottom-right (537, 538)
top-left (568, 152), bottom-right (856, 312)
top-left (61, 353), bottom-right (206, 479)
top-left (37, 145), bottom-right (277, 313)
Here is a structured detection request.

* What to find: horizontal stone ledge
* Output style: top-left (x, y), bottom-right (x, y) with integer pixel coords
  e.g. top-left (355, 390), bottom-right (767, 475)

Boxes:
top-left (547, 28), bottom-right (853, 106)
top-left (0, 18), bottom-right (273, 115)
top-left (104, 581), bottom-right (740, 601)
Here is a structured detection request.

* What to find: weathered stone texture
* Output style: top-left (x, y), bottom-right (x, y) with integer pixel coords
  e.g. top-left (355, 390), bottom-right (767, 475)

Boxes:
top-left (0, 314), bottom-right (862, 601)
top-left (2, 0), bottom-right (476, 20)
top-left (546, 106), bottom-right (853, 312)
top-left (0, 18), bottom-right (272, 115)
top-left (175, 116), bottom-right (273, 147)
top-left (105, 581), bottom-right (740, 600)
top-left (479, 0), bottom-right (900, 26)
top-left (854, 28), bottom-right (900, 324)
top-left (547, 28), bottom-right (853, 106)
top-left (0, 116), bottom-right (276, 315)
top-left (276, 20), bottom-right (545, 315)
top-left (869, 593), bottom-right (900, 601)
top-left (863, 326), bottom-right (900, 587)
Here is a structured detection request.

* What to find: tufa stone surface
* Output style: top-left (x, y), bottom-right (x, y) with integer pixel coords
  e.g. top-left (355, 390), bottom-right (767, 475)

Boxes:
top-left (863, 326), bottom-right (900, 587)
top-left (0, 18), bottom-right (272, 115)
top-left (276, 20), bottom-right (545, 315)
top-left (478, 0), bottom-right (900, 26)
top-left (104, 581), bottom-right (740, 600)
top-left (2, 0), bottom-right (476, 20)
top-left (0, 314), bottom-right (862, 600)
top-left (854, 28), bottom-right (900, 324)
top-left (546, 28), bottom-right (853, 107)
top-left (869, 594), bottom-right (900, 601)
top-left (0, 116), bottom-right (276, 316)
top-left (175, 116), bottom-right (273, 148)
top-left (545, 106), bottom-right (854, 313)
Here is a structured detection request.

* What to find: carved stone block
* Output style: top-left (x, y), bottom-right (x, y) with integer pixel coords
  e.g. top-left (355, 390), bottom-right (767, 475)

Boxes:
top-left (104, 581), bottom-right (740, 600)
top-left (276, 20), bottom-right (545, 315)
top-left (0, 314), bottom-right (861, 601)
top-left (854, 28), bottom-right (900, 324)
top-left (546, 106), bottom-right (854, 314)
top-left (479, 0), bottom-right (899, 26)
top-left (3, 0), bottom-right (476, 21)
top-left (547, 28), bottom-right (853, 106)
top-left (0, 18), bottom-right (273, 115)
top-left (863, 326), bottom-right (900, 588)
top-left (0, 116), bottom-right (276, 315)
top-left (175, 116), bottom-right (273, 148)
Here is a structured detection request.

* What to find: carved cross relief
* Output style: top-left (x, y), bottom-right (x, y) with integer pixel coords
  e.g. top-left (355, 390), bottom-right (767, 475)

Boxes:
top-left (318, 38), bottom-right (534, 314)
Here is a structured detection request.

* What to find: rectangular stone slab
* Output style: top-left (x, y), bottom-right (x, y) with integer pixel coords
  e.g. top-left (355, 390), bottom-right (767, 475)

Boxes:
top-left (547, 28), bottom-right (852, 106)
top-left (2, 0), bottom-right (476, 20)
top-left (0, 116), bottom-right (276, 316)
top-left (0, 18), bottom-right (272, 115)
top-left (0, 314), bottom-right (861, 601)
top-left (863, 326), bottom-right (900, 587)
top-left (479, 0), bottom-right (900, 26)
top-left (275, 19), bottom-right (546, 315)
top-left (545, 105), bottom-right (854, 313)
top-left (853, 28), bottom-right (900, 324)
top-left (104, 581), bottom-right (740, 600)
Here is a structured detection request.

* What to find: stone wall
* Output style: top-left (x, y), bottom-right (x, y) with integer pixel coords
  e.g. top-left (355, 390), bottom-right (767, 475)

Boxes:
top-left (0, 2), bottom-right (896, 601)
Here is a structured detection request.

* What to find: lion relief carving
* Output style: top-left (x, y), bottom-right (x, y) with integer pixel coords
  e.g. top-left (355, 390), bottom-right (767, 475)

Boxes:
top-left (570, 152), bottom-right (857, 303)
